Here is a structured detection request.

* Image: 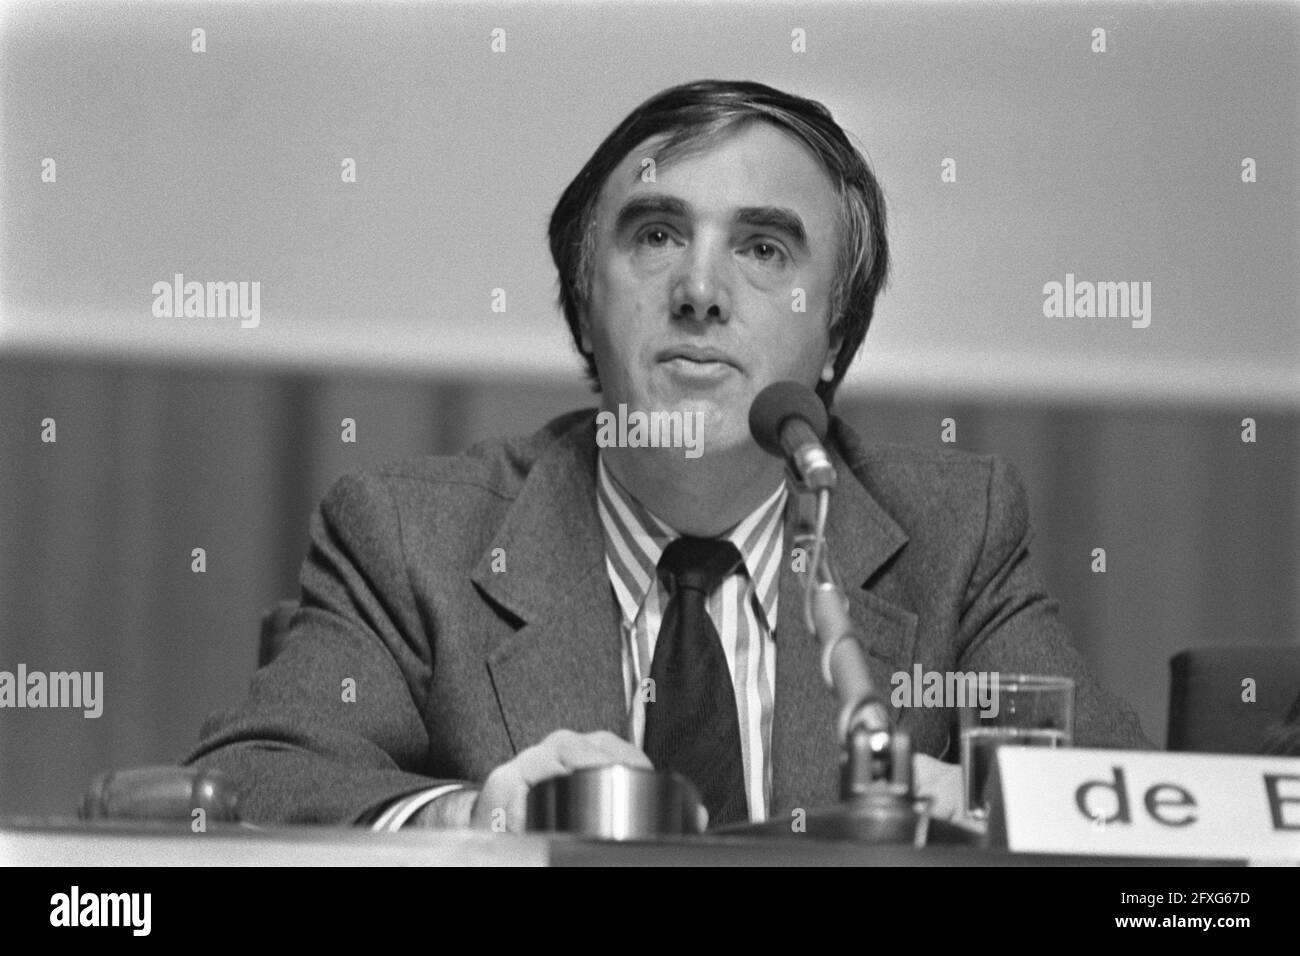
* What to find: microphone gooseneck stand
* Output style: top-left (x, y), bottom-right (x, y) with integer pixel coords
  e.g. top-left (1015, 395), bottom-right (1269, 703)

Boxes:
top-left (746, 381), bottom-right (932, 844)
top-left (795, 478), bottom-right (931, 846)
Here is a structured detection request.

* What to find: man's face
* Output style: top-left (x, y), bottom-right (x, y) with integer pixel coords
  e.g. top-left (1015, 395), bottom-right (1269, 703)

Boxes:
top-left (581, 121), bottom-right (842, 461)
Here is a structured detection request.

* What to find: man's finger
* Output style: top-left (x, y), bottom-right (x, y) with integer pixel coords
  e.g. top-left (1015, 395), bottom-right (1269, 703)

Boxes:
top-left (473, 729), bottom-right (658, 832)
top-left (581, 730), bottom-right (654, 769)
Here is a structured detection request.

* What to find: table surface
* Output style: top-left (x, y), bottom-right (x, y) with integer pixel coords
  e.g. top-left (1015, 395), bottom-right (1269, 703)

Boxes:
top-left (0, 818), bottom-right (1250, 866)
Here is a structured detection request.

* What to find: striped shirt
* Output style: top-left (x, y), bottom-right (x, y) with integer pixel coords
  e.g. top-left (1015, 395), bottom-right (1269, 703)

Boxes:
top-left (596, 455), bottom-right (786, 823)
top-left (376, 455), bottom-right (787, 831)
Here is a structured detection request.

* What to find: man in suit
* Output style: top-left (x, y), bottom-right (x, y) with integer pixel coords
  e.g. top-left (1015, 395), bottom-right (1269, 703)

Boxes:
top-left (187, 79), bottom-right (1149, 830)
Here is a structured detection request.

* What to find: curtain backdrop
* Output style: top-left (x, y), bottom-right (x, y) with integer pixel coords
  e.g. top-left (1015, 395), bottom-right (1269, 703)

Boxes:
top-left (1, 354), bottom-right (1296, 815)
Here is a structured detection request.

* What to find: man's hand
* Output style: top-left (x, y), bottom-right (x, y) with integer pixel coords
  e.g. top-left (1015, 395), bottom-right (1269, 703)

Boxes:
top-left (470, 729), bottom-right (653, 833)
top-left (912, 753), bottom-right (964, 821)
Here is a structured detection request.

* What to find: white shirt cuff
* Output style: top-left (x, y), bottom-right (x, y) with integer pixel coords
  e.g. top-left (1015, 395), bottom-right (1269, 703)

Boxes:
top-left (370, 784), bottom-right (469, 832)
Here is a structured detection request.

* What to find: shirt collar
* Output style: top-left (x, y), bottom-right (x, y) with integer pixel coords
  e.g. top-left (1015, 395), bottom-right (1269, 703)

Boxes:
top-left (595, 453), bottom-right (786, 629)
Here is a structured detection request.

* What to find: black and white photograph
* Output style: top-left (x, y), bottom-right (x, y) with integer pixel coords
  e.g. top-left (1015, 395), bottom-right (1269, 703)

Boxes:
top-left (0, 0), bottom-right (1297, 915)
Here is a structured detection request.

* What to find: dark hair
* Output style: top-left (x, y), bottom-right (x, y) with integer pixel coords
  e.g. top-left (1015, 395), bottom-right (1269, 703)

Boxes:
top-left (547, 79), bottom-right (890, 406)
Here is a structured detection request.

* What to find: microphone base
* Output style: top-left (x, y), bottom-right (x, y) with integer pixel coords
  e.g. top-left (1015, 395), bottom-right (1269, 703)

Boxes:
top-left (712, 797), bottom-right (982, 847)
top-left (824, 791), bottom-right (929, 845)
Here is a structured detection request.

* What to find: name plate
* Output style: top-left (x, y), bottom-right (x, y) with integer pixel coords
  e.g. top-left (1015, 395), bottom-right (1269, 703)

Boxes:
top-left (986, 748), bottom-right (1300, 861)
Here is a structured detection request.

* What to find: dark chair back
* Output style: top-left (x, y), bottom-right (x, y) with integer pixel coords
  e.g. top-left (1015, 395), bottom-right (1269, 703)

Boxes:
top-left (1167, 644), bottom-right (1300, 753)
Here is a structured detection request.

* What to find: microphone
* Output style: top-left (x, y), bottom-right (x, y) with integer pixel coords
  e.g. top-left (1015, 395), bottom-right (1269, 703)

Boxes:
top-left (749, 381), bottom-right (913, 811)
top-left (747, 381), bottom-right (837, 491)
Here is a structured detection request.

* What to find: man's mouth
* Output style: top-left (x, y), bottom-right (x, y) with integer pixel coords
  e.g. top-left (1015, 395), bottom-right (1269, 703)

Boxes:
top-left (656, 345), bottom-right (740, 371)
top-left (657, 346), bottom-right (740, 383)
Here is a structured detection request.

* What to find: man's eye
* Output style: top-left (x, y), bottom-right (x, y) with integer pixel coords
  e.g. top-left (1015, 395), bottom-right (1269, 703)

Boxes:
top-left (638, 228), bottom-right (673, 248)
top-left (746, 241), bottom-right (788, 265)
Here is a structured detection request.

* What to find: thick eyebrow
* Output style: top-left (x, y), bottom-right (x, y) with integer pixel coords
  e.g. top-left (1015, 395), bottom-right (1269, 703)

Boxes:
top-left (612, 196), bottom-right (809, 252)
top-left (612, 195), bottom-right (691, 235)
top-left (735, 206), bottom-right (808, 252)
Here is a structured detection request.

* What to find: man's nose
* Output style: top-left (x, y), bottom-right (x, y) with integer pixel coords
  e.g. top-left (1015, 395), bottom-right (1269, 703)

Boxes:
top-left (669, 239), bottom-right (731, 324)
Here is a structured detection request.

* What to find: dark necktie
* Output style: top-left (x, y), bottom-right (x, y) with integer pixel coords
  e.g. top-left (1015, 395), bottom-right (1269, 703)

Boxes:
top-left (643, 536), bottom-right (748, 827)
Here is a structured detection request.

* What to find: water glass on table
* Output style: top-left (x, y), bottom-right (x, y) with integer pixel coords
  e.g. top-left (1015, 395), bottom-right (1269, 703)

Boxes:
top-left (959, 674), bottom-right (1075, 820)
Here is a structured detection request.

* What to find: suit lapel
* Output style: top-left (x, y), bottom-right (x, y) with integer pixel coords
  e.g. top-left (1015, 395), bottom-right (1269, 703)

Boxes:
top-left (770, 421), bottom-right (919, 814)
top-left (471, 415), bottom-right (627, 753)
top-left (467, 411), bottom-right (921, 816)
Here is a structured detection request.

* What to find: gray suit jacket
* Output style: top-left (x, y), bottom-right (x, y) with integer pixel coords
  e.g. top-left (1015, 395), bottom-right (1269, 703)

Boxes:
top-left (187, 409), bottom-right (1150, 823)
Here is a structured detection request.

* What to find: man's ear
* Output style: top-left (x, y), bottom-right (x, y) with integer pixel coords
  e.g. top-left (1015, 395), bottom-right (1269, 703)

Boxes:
top-left (577, 306), bottom-right (594, 354)
top-left (822, 327), bottom-right (844, 383)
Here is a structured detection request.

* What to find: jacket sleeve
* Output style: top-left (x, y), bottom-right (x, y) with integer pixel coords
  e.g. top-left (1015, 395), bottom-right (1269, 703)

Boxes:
top-left (955, 456), bottom-right (1153, 750)
top-left (185, 470), bottom-right (469, 824)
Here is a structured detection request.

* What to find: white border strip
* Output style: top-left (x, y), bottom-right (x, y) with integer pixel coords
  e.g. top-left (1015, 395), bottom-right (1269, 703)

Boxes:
top-left (2, 310), bottom-right (1296, 409)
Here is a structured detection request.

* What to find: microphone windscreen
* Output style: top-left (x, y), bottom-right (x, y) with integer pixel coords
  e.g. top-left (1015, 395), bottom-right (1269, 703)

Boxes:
top-left (748, 381), bottom-right (829, 457)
